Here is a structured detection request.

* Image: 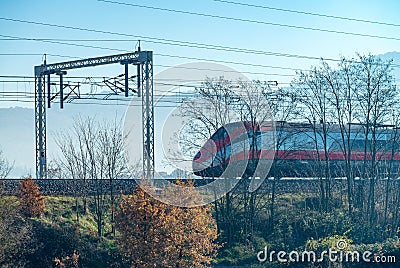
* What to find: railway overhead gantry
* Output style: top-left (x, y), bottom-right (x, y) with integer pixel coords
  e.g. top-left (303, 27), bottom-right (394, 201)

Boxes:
top-left (34, 49), bottom-right (154, 180)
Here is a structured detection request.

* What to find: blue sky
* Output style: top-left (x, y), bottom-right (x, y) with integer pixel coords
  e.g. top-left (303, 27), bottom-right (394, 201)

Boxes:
top-left (1, 0), bottom-right (399, 90)
top-left (1, 0), bottom-right (400, 176)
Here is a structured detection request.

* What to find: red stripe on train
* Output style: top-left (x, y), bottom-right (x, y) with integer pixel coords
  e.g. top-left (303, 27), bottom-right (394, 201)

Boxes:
top-left (194, 149), bottom-right (400, 163)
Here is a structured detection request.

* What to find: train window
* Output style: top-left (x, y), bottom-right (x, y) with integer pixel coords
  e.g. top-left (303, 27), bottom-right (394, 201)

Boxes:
top-left (273, 128), bottom-right (400, 153)
top-left (276, 130), bottom-right (290, 150)
top-left (286, 132), bottom-right (315, 150)
top-left (255, 131), bottom-right (274, 149)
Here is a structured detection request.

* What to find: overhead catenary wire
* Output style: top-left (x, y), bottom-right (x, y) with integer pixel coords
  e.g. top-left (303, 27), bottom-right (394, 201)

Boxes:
top-left (0, 25), bottom-right (399, 69)
top-left (95, 0), bottom-right (400, 42)
top-left (212, 0), bottom-right (400, 28)
top-left (0, 35), bottom-right (358, 66)
top-left (0, 75), bottom-right (292, 85)
top-left (0, 34), bottom-right (335, 62)
top-left (0, 35), bottom-right (308, 76)
top-left (0, 98), bottom-right (184, 108)
top-left (0, 37), bottom-right (398, 77)
top-left (0, 53), bottom-right (79, 59)
top-left (2, 80), bottom-right (399, 102)
top-left (0, 33), bottom-right (338, 63)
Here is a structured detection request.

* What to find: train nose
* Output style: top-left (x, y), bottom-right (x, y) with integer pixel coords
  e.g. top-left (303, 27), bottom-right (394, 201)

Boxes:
top-left (192, 139), bottom-right (217, 173)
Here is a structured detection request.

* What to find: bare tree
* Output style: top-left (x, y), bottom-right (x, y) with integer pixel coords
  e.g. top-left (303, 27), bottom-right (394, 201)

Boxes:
top-left (324, 58), bottom-right (359, 216)
top-left (262, 86), bottom-right (301, 231)
top-left (290, 54), bottom-right (398, 222)
top-left (191, 77), bottom-right (239, 246)
top-left (98, 118), bottom-right (127, 236)
top-left (55, 119), bottom-right (89, 221)
top-left (55, 116), bottom-right (127, 237)
top-left (291, 65), bottom-right (336, 211)
top-left (382, 107), bottom-right (400, 231)
top-left (0, 148), bottom-right (14, 178)
top-left (178, 77), bottom-right (279, 246)
top-left (351, 54), bottom-right (398, 225)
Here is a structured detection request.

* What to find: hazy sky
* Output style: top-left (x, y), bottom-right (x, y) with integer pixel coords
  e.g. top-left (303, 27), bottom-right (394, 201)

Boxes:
top-left (1, 1), bottom-right (400, 176)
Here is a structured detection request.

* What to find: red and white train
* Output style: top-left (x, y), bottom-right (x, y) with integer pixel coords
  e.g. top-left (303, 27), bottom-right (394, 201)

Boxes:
top-left (192, 121), bottom-right (399, 178)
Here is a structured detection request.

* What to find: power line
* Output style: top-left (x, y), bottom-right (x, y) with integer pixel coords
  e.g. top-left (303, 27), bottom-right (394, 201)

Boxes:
top-left (0, 33), bottom-right (340, 63)
top-left (0, 38), bottom-right (137, 42)
top-left (0, 74), bottom-right (292, 85)
top-left (0, 98), bottom-right (181, 107)
top-left (0, 75), bottom-right (290, 86)
top-left (0, 53), bottom-right (42, 56)
top-left (1, 29), bottom-right (399, 71)
top-left (156, 53), bottom-right (399, 71)
top-left (0, 35), bottom-right (303, 74)
top-left (0, 39), bottom-right (397, 90)
top-left (0, 53), bottom-right (79, 59)
top-left (1, 35), bottom-right (398, 76)
top-left (0, 53), bottom-right (48, 58)
top-left (212, 0), bottom-right (400, 28)
top-left (155, 54), bottom-right (299, 73)
top-left (96, 0), bottom-right (400, 42)
top-left (0, 91), bottom-right (227, 107)
top-left (0, 34), bottom-right (126, 53)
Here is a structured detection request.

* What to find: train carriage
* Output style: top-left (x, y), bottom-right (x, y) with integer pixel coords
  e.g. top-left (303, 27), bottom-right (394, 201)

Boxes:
top-left (193, 121), bottom-right (400, 178)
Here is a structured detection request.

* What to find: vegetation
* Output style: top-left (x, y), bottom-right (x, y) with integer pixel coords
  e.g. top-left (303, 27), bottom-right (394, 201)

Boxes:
top-left (0, 183), bottom-right (399, 267)
top-left (0, 180), bottom-right (220, 267)
top-left (116, 183), bottom-right (219, 267)
top-left (0, 194), bottom-right (36, 267)
top-left (0, 148), bottom-right (13, 178)
top-left (54, 251), bottom-right (80, 268)
top-left (0, 193), bottom-right (126, 267)
top-left (17, 177), bottom-right (46, 217)
top-left (54, 116), bottom-right (128, 237)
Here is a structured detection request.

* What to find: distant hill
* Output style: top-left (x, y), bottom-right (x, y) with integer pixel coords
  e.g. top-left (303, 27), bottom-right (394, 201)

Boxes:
top-left (379, 51), bottom-right (400, 81)
top-left (0, 107), bottom-right (35, 177)
top-left (0, 103), bottom-right (127, 177)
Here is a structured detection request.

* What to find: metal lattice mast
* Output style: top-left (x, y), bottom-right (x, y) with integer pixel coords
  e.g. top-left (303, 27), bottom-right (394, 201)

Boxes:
top-left (141, 51), bottom-right (154, 179)
top-left (34, 51), bottom-right (154, 179)
top-left (35, 74), bottom-right (46, 180)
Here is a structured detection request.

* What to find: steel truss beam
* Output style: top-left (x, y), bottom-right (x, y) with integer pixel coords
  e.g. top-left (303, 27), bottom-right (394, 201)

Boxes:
top-left (34, 51), bottom-right (154, 180)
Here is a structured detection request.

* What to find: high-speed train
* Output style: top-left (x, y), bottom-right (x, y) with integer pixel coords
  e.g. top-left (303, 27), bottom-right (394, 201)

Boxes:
top-left (192, 121), bottom-right (400, 178)
top-left (192, 121), bottom-right (275, 178)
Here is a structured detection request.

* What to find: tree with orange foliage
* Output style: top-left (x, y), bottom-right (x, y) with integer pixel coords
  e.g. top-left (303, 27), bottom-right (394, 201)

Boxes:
top-left (17, 177), bottom-right (45, 217)
top-left (116, 181), bottom-right (220, 268)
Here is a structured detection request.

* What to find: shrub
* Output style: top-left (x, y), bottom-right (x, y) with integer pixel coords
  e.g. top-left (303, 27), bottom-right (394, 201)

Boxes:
top-left (17, 177), bottom-right (45, 217)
